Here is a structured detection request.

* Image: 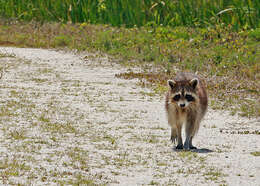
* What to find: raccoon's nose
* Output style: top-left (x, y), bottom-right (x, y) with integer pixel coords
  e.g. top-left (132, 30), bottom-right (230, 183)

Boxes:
top-left (180, 103), bottom-right (185, 108)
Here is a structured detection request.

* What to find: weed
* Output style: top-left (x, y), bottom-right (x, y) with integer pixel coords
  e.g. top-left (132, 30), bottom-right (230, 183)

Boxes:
top-left (250, 151), bottom-right (260, 156)
top-left (147, 135), bottom-right (159, 144)
top-left (9, 129), bottom-right (27, 140)
top-left (58, 174), bottom-right (95, 185)
top-left (41, 121), bottom-right (77, 134)
top-left (38, 68), bottom-right (53, 74)
top-left (203, 167), bottom-right (226, 181)
top-left (31, 78), bottom-right (48, 83)
top-left (178, 151), bottom-right (198, 160)
top-left (54, 35), bottom-right (71, 47)
top-left (38, 115), bottom-right (50, 123)
top-left (149, 180), bottom-right (159, 185)
top-left (0, 53), bottom-right (15, 58)
top-left (248, 28), bottom-right (260, 41)
top-left (0, 158), bottom-right (31, 179)
top-left (67, 147), bottom-right (89, 169)
top-left (176, 168), bottom-right (185, 174)
top-left (104, 135), bottom-right (117, 145)
top-left (211, 124), bottom-right (217, 128)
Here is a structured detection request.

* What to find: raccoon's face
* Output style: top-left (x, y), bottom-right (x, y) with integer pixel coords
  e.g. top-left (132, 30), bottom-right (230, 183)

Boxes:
top-left (167, 78), bottom-right (198, 109)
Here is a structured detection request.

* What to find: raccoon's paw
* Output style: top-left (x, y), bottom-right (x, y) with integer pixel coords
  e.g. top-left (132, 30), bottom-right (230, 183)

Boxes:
top-left (183, 141), bottom-right (190, 150)
top-left (170, 136), bottom-right (177, 143)
top-left (189, 145), bottom-right (197, 150)
top-left (184, 142), bottom-right (197, 150)
top-left (176, 144), bottom-right (183, 149)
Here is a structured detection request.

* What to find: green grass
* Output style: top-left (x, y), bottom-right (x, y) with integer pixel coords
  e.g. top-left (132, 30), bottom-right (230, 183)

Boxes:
top-left (203, 167), bottom-right (227, 181)
top-left (9, 129), bottom-right (27, 140)
top-left (0, 158), bottom-right (31, 178)
top-left (250, 151), bottom-right (260, 156)
top-left (0, 0), bottom-right (259, 30)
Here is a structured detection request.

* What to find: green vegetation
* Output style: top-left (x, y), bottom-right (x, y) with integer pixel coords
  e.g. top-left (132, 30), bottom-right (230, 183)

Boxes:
top-left (250, 151), bottom-right (260, 156)
top-left (0, 0), bottom-right (259, 30)
top-left (0, 22), bottom-right (259, 117)
top-left (203, 167), bottom-right (227, 181)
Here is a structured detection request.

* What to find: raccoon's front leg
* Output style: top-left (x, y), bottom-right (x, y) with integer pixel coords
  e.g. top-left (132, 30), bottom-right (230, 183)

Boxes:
top-left (184, 122), bottom-right (197, 150)
top-left (184, 136), bottom-right (197, 150)
top-left (170, 127), bottom-right (177, 143)
top-left (171, 124), bottom-right (183, 149)
top-left (176, 124), bottom-right (183, 149)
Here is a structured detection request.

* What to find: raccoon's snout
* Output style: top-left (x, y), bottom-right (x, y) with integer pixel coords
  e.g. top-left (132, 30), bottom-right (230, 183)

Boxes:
top-left (180, 103), bottom-right (186, 108)
top-left (178, 100), bottom-right (189, 108)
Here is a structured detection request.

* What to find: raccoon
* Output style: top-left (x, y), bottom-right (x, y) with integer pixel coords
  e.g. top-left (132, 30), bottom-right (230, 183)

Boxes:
top-left (165, 72), bottom-right (208, 150)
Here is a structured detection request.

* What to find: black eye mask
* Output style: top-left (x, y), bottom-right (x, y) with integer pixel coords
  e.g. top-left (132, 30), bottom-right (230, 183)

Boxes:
top-left (173, 94), bottom-right (181, 101)
top-left (185, 94), bottom-right (195, 102)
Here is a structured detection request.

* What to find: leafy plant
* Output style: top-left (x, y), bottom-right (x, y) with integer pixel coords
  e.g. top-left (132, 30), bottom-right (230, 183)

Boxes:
top-left (0, 0), bottom-right (259, 30)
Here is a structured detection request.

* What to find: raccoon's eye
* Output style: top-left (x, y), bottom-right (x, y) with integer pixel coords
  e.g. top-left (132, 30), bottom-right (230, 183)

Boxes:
top-left (173, 94), bottom-right (181, 101)
top-left (185, 94), bottom-right (194, 102)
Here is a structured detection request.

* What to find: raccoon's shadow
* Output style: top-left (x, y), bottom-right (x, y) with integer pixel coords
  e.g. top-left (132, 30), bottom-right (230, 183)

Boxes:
top-left (173, 148), bottom-right (213, 153)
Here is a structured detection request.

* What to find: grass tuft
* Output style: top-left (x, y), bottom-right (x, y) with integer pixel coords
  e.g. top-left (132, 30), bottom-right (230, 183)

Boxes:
top-left (250, 151), bottom-right (260, 156)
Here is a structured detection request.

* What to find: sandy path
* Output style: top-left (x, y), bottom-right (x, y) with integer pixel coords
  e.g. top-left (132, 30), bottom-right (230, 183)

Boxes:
top-left (0, 47), bottom-right (259, 185)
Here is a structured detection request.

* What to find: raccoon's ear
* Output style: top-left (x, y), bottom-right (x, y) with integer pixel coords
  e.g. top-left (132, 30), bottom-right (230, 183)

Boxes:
top-left (168, 80), bottom-right (176, 90)
top-left (189, 78), bottom-right (199, 89)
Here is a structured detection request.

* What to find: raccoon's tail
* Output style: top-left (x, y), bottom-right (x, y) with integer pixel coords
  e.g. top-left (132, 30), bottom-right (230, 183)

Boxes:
top-left (170, 128), bottom-right (178, 144)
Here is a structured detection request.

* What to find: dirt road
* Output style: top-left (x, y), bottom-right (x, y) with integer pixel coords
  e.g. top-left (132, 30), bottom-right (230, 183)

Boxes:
top-left (0, 47), bottom-right (259, 185)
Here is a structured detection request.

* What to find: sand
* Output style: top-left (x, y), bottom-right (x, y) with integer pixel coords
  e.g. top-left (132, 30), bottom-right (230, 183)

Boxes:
top-left (0, 47), bottom-right (259, 185)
